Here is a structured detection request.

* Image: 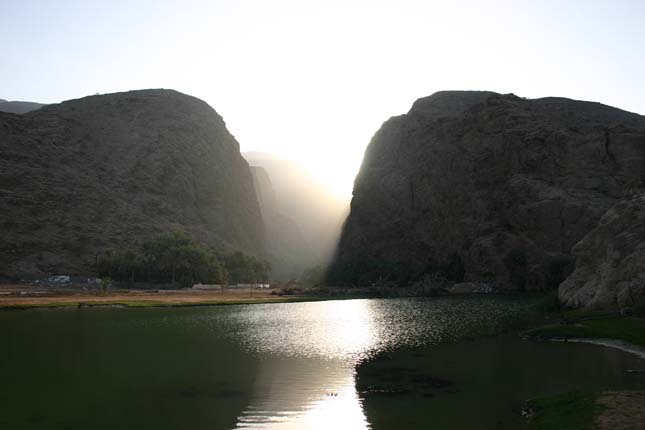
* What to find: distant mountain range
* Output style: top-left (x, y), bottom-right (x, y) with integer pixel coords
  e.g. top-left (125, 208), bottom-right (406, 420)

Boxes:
top-left (243, 151), bottom-right (348, 280)
top-left (248, 165), bottom-right (314, 281)
top-left (0, 99), bottom-right (45, 114)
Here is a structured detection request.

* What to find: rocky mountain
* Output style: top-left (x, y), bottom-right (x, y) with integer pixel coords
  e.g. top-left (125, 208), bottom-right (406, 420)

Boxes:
top-left (0, 89), bottom-right (265, 279)
top-left (0, 99), bottom-right (45, 114)
top-left (249, 166), bottom-right (314, 280)
top-left (329, 91), bottom-right (645, 297)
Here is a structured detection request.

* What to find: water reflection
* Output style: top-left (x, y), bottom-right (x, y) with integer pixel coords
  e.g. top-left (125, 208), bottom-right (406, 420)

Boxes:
top-left (222, 297), bottom-right (534, 429)
top-left (230, 299), bottom-right (379, 361)
top-left (236, 359), bottom-right (368, 429)
top-left (233, 300), bottom-right (375, 429)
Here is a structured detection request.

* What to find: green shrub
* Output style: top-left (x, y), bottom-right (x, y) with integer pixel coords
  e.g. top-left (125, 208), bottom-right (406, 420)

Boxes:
top-left (97, 230), bottom-right (268, 286)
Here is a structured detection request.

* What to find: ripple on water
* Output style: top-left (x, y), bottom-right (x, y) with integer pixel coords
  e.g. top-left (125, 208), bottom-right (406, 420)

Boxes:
top-left (213, 296), bottom-right (534, 363)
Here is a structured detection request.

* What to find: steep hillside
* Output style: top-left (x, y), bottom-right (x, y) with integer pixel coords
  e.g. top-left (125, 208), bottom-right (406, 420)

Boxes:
top-left (330, 91), bottom-right (645, 294)
top-left (0, 89), bottom-right (265, 279)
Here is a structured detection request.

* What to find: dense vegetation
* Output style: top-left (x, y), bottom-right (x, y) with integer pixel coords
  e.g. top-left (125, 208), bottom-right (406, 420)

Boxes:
top-left (524, 317), bottom-right (645, 348)
top-left (97, 231), bottom-right (270, 287)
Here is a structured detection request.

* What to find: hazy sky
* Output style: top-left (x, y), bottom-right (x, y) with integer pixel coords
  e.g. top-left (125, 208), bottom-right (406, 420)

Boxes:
top-left (2, 0), bottom-right (644, 198)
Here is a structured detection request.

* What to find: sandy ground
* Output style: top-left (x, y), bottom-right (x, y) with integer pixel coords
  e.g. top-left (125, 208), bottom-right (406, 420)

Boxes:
top-left (596, 390), bottom-right (645, 430)
top-left (0, 284), bottom-right (286, 307)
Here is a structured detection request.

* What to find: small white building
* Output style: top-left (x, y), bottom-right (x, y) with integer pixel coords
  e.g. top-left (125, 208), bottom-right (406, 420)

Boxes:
top-left (192, 283), bottom-right (223, 290)
top-left (48, 275), bottom-right (71, 283)
top-left (236, 283), bottom-right (271, 289)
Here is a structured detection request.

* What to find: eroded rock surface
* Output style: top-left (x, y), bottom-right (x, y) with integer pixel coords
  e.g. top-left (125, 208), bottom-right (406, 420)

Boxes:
top-left (559, 192), bottom-right (645, 309)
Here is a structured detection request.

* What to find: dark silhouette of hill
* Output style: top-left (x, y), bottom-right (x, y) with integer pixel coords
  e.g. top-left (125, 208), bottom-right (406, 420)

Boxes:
top-left (330, 91), bottom-right (645, 308)
top-left (1, 89), bottom-right (265, 279)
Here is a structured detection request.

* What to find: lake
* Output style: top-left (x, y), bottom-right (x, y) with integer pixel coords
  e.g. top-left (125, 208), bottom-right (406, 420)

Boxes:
top-left (1, 297), bottom-right (644, 429)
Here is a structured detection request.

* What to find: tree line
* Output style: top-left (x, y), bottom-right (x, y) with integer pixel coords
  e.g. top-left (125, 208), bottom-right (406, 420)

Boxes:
top-left (96, 230), bottom-right (270, 287)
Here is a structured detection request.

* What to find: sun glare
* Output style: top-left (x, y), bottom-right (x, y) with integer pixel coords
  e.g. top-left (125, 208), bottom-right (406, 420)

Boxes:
top-left (303, 156), bottom-right (358, 200)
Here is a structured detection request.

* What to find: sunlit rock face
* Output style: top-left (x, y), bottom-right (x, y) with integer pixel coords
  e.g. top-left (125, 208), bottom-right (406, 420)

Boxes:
top-left (0, 89), bottom-right (265, 278)
top-left (330, 91), bottom-right (645, 291)
top-left (560, 192), bottom-right (645, 310)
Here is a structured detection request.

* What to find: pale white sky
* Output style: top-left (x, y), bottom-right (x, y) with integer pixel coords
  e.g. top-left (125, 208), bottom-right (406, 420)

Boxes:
top-left (2, 0), bottom-right (644, 198)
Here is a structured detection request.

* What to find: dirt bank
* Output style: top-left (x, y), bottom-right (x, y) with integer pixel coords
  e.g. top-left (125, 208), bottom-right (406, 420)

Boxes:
top-left (0, 284), bottom-right (305, 309)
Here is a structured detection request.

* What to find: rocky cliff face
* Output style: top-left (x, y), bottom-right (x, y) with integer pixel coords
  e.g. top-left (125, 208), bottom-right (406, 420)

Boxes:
top-left (250, 166), bottom-right (313, 280)
top-left (330, 91), bottom-right (645, 291)
top-left (0, 89), bottom-right (265, 279)
top-left (559, 192), bottom-right (645, 309)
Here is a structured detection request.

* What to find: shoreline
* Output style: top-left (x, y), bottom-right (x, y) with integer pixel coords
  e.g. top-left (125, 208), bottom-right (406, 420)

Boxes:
top-left (0, 285), bottom-right (324, 310)
top-left (549, 337), bottom-right (645, 360)
top-left (0, 284), bottom-right (547, 311)
top-left (0, 296), bottom-right (320, 310)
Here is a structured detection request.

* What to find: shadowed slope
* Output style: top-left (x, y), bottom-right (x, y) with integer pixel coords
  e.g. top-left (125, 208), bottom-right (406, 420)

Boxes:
top-left (330, 91), bottom-right (645, 291)
top-left (0, 89), bottom-right (265, 278)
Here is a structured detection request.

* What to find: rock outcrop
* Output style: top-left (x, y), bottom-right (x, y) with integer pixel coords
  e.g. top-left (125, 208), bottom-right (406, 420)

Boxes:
top-left (0, 89), bottom-right (265, 279)
top-left (330, 91), bottom-right (645, 290)
top-left (249, 166), bottom-right (314, 280)
top-left (559, 192), bottom-right (645, 309)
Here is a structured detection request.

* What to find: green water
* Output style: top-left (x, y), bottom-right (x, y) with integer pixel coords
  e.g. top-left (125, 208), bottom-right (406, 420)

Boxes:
top-left (1, 297), bottom-right (643, 429)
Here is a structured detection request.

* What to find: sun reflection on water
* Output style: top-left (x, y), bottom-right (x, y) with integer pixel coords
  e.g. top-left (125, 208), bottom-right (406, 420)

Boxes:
top-left (226, 297), bottom-right (531, 429)
top-left (231, 299), bottom-right (380, 361)
top-left (232, 299), bottom-right (376, 429)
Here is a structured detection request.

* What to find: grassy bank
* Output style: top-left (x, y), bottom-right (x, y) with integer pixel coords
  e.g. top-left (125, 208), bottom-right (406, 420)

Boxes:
top-left (525, 391), bottom-right (603, 430)
top-left (522, 305), bottom-right (645, 429)
top-left (524, 317), bottom-right (645, 348)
